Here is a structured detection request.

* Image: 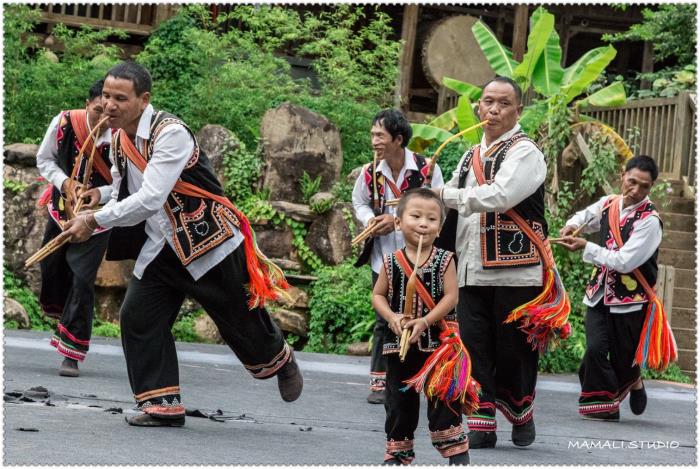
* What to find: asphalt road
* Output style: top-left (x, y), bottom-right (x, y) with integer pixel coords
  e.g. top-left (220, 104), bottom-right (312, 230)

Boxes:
top-left (3, 329), bottom-right (696, 465)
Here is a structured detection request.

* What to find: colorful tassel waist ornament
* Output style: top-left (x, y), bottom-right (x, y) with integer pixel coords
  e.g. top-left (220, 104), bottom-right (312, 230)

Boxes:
top-left (402, 320), bottom-right (481, 415)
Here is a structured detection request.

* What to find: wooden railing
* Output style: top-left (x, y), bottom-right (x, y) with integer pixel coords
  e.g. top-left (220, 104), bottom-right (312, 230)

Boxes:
top-left (582, 92), bottom-right (696, 191)
top-left (37, 4), bottom-right (178, 35)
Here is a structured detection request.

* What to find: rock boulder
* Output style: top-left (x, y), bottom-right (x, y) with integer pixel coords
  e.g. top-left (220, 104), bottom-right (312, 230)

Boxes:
top-left (306, 203), bottom-right (353, 265)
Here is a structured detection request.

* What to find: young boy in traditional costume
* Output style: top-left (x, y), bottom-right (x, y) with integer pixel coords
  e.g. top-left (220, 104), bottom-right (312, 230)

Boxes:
top-left (36, 79), bottom-right (112, 377)
top-left (373, 188), bottom-right (470, 465)
top-left (353, 109), bottom-right (444, 404)
top-left (558, 155), bottom-right (676, 421)
top-left (57, 61), bottom-right (301, 427)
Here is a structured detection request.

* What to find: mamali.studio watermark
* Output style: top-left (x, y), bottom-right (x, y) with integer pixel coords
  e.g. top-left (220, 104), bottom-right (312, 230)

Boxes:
top-left (568, 440), bottom-right (680, 450)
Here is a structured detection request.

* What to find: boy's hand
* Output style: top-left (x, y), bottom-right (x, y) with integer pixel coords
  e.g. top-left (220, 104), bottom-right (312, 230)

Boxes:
top-left (404, 317), bottom-right (429, 344)
top-left (387, 313), bottom-right (404, 337)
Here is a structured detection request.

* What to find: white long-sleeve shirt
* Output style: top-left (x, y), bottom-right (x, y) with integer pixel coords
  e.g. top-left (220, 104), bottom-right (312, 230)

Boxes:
top-left (441, 124), bottom-right (547, 287)
top-left (94, 104), bottom-right (243, 280)
top-left (352, 148), bottom-right (444, 273)
top-left (36, 112), bottom-right (113, 204)
top-left (566, 195), bottom-right (663, 313)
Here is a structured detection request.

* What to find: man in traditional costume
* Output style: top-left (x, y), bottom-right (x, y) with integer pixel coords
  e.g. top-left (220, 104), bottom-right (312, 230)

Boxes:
top-left (437, 77), bottom-right (559, 448)
top-left (36, 79), bottom-right (112, 377)
top-left (558, 155), bottom-right (674, 421)
top-left (57, 61), bottom-right (302, 427)
top-left (352, 109), bottom-right (444, 404)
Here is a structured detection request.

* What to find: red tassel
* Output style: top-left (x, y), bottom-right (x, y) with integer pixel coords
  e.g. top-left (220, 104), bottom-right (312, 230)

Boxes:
top-left (634, 297), bottom-right (678, 371)
top-left (37, 184), bottom-right (53, 208)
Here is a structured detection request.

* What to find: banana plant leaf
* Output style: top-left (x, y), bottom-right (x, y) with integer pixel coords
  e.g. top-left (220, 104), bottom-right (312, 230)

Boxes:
top-left (562, 45), bottom-right (617, 103)
top-left (442, 76), bottom-right (482, 101)
top-left (455, 95), bottom-right (482, 145)
top-left (408, 124), bottom-right (454, 153)
top-left (519, 100), bottom-right (548, 137)
top-left (530, 8), bottom-right (564, 96)
top-left (428, 108), bottom-right (458, 131)
top-left (574, 82), bottom-right (627, 108)
top-left (471, 21), bottom-right (519, 77)
top-left (513, 8), bottom-right (555, 91)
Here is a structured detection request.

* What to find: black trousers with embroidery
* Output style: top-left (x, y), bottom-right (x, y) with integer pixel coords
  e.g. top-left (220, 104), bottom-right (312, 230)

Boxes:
top-left (120, 243), bottom-right (289, 419)
top-left (384, 347), bottom-right (466, 462)
top-left (370, 271), bottom-right (388, 391)
top-left (39, 219), bottom-right (110, 362)
top-left (578, 302), bottom-right (645, 415)
top-left (458, 285), bottom-right (540, 431)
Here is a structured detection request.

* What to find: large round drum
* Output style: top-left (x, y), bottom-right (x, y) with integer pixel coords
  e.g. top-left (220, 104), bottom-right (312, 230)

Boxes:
top-left (421, 15), bottom-right (496, 91)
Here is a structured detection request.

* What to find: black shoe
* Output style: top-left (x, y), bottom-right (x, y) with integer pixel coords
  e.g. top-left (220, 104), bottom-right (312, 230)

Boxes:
top-left (277, 351), bottom-right (303, 402)
top-left (467, 430), bottom-right (497, 449)
top-left (581, 410), bottom-right (620, 422)
top-left (449, 451), bottom-right (470, 465)
top-left (382, 458), bottom-right (402, 465)
top-left (126, 413), bottom-right (185, 427)
top-left (629, 383), bottom-right (647, 415)
top-left (512, 419), bottom-right (536, 447)
top-left (59, 358), bottom-right (79, 377)
top-left (367, 389), bottom-right (386, 404)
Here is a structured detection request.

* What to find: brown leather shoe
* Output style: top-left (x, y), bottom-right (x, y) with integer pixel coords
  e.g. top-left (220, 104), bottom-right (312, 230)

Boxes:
top-left (125, 413), bottom-right (185, 427)
top-left (277, 352), bottom-right (303, 402)
top-left (59, 358), bottom-right (79, 377)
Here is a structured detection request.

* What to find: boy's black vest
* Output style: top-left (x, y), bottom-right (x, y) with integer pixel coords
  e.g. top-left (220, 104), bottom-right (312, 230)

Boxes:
top-left (585, 199), bottom-right (661, 306)
top-left (107, 110), bottom-right (239, 263)
top-left (354, 153), bottom-right (430, 267)
top-left (437, 132), bottom-right (547, 268)
top-left (382, 246), bottom-right (457, 353)
top-left (50, 110), bottom-right (111, 222)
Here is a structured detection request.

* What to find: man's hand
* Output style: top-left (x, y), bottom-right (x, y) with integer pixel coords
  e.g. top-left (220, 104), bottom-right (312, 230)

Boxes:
top-left (559, 225), bottom-right (577, 237)
top-left (370, 214), bottom-right (395, 236)
top-left (61, 179), bottom-right (83, 207)
top-left (79, 188), bottom-right (101, 210)
top-left (55, 213), bottom-right (97, 244)
top-left (557, 236), bottom-right (587, 252)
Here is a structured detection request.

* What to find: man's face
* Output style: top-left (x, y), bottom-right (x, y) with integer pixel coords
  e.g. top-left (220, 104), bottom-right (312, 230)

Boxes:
top-left (102, 76), bottom-right (150, 134)
top-left (478, 81), bottom-right (523, 139)
top-left (621, 167), bottom-right (654, 206)
top-left (85, 96), bottom-right (105, 133)
top-left (371, 121), bottom-right (402, 158)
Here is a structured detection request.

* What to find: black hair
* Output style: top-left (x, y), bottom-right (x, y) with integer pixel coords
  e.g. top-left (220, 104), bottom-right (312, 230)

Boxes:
top-left (88, 79), bottom-right (104, 101)
top-left (105, 61), bottom-right (152, 95)
top-left (396, 187), bottom-right (446, 223)
top-left (372, 109), bottom-right (412, 148)
top-left (625, 155), bottom-right (659, 181)
top-left (482, 76), bottom-right (523, 105)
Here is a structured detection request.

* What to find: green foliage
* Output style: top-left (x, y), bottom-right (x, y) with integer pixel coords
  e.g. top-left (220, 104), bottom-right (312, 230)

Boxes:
top-left (3, 267), bottom-right (53, 331)
top-left (636, 65), bottom-right (696, 99)
top-left (222, 138), bottom-right (262, 205)
top-left (642, 363), bottom-right (691, 384)
top-left (331, 181), bottom-right (353, 203)
top-left (172, 310), bottom-right (202, 343)
top-left (286, 217), bottom-right (323, 271)
top-left (92, 319), bottom-right (120, 338)
top-left (604, 5), bottom-right (696, 66)
top-left (310, 198), bottom-right (335, 215)
top-left (579, 131), bottom-right (619, 196)
top-left (3, 5), bottom-right (123, 144)
top-left (4, 179), bottom-right (29, 193)
top-left (300, 171), bottom-right (322, 203)
top-left (306, 260), bottom-right (374, 353)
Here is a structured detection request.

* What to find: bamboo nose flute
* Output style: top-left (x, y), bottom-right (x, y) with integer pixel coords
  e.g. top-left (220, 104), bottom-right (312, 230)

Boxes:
top-left (399, 234), bottom-right (423, 362)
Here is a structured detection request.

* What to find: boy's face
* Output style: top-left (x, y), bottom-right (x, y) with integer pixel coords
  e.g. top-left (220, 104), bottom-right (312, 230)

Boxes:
top-left (621, 167), bottom-right (654, 207)
top-left (395, 197), bottom-right (443, 247)
top-left (85, 96), bottom-right (105, 133)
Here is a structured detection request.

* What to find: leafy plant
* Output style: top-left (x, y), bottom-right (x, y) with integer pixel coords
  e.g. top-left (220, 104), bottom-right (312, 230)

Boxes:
top-left (4, 179), bottom-right (29, 193)
top-left (92, 319), bottom-right (120, 338)
top-left (306, 260), bottom-right (374, 353)
top-left (299, 171), bottom-right (322, 203)
top-left (222, 137), bottom-right (262, 205)
top-left (172, 310), bottom-right (202, 343)
top-left (310, 198), bottom-right (334, 214)
top-left (3, 267), bottom-right (53, 331)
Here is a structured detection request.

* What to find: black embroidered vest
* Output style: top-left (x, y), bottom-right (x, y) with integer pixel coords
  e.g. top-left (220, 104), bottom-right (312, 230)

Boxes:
top-left (585, 200), bottom-right (661, 306)
top-left (111, 110), bottom-right (240, 265)
top-left (50, 110), bottom-right (111, 222)
top-left (382, 246), bottom-right (457, 354)
top-left (355, 153), bottom-right (431, 268)
top-left (456, 132), bottom-right (547, 269)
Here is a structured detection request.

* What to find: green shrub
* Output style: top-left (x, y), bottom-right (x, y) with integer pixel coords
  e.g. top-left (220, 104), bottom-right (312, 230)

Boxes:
top-left (300, 171), bottom-right (322, 203)
top-left (3, 267), bottom-right (54, 331)
top-left (222, 138), bottom-right (262, 205)
top-left (306, 260), bottom-right (374, 353)
top-left (172, 311), bottom-right (202, 343)
top-left (92, 319), bottom-right (120, 338)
